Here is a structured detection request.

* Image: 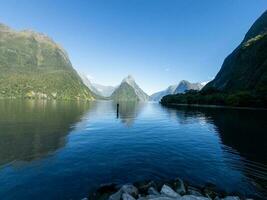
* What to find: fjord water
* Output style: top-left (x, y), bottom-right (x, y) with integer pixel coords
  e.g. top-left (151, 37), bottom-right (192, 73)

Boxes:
top-left (0, 100), bottom-right (266, 200)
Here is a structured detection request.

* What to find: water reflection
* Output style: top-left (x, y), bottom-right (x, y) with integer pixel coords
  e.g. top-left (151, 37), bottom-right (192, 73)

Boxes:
top-left (112, 101), bottom-right (145, 126)
top-left (0, 100), bottom-right (90, 166)
top-left (164, 105), bottom-right (267, 194)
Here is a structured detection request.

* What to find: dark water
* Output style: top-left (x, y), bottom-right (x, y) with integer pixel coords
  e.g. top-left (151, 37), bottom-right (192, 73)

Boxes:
top-left (0, 100), bottom-right (266, 200)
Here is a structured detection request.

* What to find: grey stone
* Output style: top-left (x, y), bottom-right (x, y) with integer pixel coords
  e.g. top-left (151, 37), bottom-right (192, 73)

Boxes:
top-left (109, 190), bottom-right (122, 200)
top-left (222, 197), bottom-right (240, 200)
top-left (180, 195), bottom-right (210, 200)
top-left (173, 178), bottom-right (186, 195)
top-left (187, 187), bottom-right (202, 197)
top-left (122, 193), bottom-right (136, 200)
top-left (121, 184), bottom-right (139, 197)
top-left (160, 185), bottom-right (181, 198)
top-left (148, 196), bottom-right (178, 200)
top-left (148, 187), bottom-right (160, 195)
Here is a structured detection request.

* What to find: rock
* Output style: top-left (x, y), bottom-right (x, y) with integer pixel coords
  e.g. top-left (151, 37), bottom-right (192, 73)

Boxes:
top-left (160, 184), bottom-right (181, 198)
top-left (187, 186), bottom-right (202, 197)
top-left (222, 197), bottom-right (240, 200)
top-left (121, 184), bottom-right (139, 198)
top-left (147, 196), bottom-right (178, 200)
top-left (134, 181), bottom-right (157, 194)
top-left (148, 187), bottom-right (160, 195)
top-left (180, 195), bottom-right (210, 200)
top-left (109, 190), bottom-right (122, 200)
top-left (81, 198), bottom-right (88, 200)
top-left (123, 193), bottom-right (136, 200)
top-left (89, 183), bottom-right (119, 200)
top-left (173, 178), bottom-right (186, 195)
top-left (214, 197), bottom-right (221, 200)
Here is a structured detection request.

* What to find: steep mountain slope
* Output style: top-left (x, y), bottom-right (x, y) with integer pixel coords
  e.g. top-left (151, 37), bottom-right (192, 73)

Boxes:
top-left (111, 75), bottom-right (149, 101)
top-left (174, 80), bottom-right (203, 94)
top-left (150, 84), bottom-right (178, 101)
top-left (204, 10), bottom-right (267, 93)
top-left (0, 23), bottom-right (94, 100)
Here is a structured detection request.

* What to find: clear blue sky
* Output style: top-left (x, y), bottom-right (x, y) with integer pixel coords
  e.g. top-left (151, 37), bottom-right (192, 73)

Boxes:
top-left (0, 0), bottom-right (266, 94)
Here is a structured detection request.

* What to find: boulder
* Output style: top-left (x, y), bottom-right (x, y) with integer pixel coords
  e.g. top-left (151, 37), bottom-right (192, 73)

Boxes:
top-left (122, 193), bottom-right (136, 200)
top-left (222, 197), bottom-right (240, 200)
top-left (180, 195), bottom-right (210, 200)
top-left (109, 190), bottom-right (122, 200)
top-left (160, 185), bottom-right (181, 198)
top-left (121, 184), bottom-right (139, 198)
top-left (187, 186), bottom-right (202, 197)
top-left (173, 178), bottom-right (186, 195)
top-left (134, 181), bottom-right (157, 194)
top-left (147, 196), bottom-right (179, 200)
top-left (148, 187), bottom-right (160, 195)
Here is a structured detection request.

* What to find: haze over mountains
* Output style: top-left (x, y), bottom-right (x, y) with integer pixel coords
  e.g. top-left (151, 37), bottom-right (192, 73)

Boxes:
top-left (150, 80), bottom-right (205, 101)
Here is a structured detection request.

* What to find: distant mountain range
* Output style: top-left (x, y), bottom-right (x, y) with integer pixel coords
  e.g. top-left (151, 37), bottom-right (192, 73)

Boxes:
top-left (78, 73), bottom-right (115, 97)
top-left (161, 10), bottom-right (267, 108)
top-left (150, 80), bottom-right (205, 101)
top-left (0, 23), bottom-right (95, 100)
top-left (111, 75), bottom-right (149, 101)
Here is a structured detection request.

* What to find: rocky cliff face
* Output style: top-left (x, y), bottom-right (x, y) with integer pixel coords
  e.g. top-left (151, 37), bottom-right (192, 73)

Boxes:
top-left (0, 23), bottom-right (95, 100)
top-left (204, 10), bottom-right (267, 93)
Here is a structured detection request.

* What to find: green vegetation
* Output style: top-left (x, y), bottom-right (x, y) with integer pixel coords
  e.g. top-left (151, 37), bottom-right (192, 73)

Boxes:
top-left (161, 89), bottom-right (267, 108)
top-left (0, 24), bottom-right (95, 100)
top-left (111, 82), bottom-right (140, 101)
top-left (162, 10), bottom-right (267, 108)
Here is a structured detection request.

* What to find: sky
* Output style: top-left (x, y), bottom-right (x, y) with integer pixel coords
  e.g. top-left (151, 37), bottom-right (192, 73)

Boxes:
top-left (0, 0), bottom-right (266, 94)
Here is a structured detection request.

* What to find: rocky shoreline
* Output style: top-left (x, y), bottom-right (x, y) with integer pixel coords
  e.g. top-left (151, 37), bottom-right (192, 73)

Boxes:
top-left (83, 178), bottom-right (254, 200)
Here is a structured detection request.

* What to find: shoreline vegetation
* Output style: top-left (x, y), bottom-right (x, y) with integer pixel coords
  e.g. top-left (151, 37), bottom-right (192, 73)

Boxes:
top-left (85, 177), bottom-right (257, 200)
top-left (160, 90), bottom-right (267, 109)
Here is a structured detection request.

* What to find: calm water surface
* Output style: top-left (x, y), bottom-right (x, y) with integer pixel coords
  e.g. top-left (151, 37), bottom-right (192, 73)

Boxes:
top-left (0, 100), bottom-right (266, 200)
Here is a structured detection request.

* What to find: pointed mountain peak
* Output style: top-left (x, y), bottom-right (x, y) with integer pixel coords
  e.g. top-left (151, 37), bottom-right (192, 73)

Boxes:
top-left (122, 75), bottom-right (135, 87)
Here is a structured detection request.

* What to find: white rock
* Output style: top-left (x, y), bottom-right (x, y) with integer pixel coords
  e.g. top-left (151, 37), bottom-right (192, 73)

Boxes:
top-left (180, 195), bottom-right (210, 200)
top-left (160, 185), bottom-right (181, 198)
top-left (109, 190), bottom-right (122, 200)
top-left (121, 184), bottom-right (139, 197)
top-left (148, 196), bottom-right (178, 200)
top-left (222, 197), bottom-right (240, 200)
top-left (148, 187), bottom-right (160, 195)
top-left (123, 193), bottom-right (136, 200)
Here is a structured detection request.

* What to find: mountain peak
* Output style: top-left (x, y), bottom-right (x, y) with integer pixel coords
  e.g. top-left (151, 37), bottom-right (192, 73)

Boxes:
top-left (122, 75), bottom-right (135, 86)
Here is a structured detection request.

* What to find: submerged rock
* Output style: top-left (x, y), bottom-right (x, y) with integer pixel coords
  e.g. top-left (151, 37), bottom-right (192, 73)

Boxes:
top-left (160, 184), bottom-right (181, 198)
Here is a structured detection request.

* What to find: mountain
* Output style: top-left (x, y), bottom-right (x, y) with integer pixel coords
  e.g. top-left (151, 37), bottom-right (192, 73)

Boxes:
top-left (78, 72), bottom-right (102, 96)
top-left (174, 80), bottom-right (203, 94)
top-left (150, 84), bottom-right (178, 101)
top-left (0, 23), bottom-right (95, 100)
top-left (91, 83), bottom-right (116, 97)
top-left (78, 73), bottom-right (116, 97)
top-left (204, 10), bottom-right (267, 93)
top-left (111, 75), bottom-right (149, 101)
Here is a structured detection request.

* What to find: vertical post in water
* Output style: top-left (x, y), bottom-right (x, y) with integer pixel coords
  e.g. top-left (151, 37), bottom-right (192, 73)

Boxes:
top-left (116, 103), bottom-right (119, 118)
